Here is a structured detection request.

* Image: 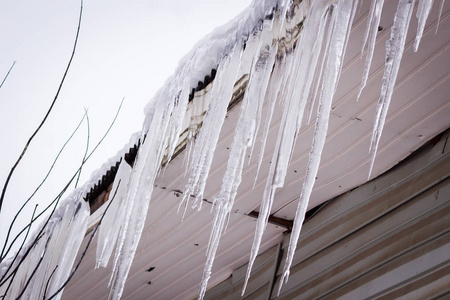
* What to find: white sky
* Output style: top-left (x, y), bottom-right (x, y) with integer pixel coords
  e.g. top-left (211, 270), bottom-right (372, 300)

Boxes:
top-left (0, 0), bottom-right (252, 252)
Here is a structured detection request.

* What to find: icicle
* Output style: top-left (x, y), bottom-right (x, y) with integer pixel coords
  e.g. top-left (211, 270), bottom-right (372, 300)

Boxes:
top-left (108, 90), bottom-right (178, 299)
top-left (253, 0), bottom-right (299, 184)
top-left (0, 193), bottom-right (90, 300)
top-left (45, 199), bottom-right (90, 300)
top-left (369, 0), bottom-right (416, 178)
top-left (181, 44), bottom-right (243, 213)
top-left (96, 158), bottom-right (132, 268)
top-left (197, 14), bottom-right (280, 300)
top-left (415, 0), bottom-right (434, 52)
top-left (306, 9), bottom-right (335, 123)
top-left (357, 0), bottom-right (384, 101)
top-left (253, 57), bottom-right (286, 185)
top-left (198, 201), bottom-right (229, 299)
top-left (436, 0), bottom-right (446, 34)
top-left (279, 1), bottom-right (358, 293)
top-left (243, 0), bottom-right (356, 294)
top-left (106, 54), bottom-right (197, 298)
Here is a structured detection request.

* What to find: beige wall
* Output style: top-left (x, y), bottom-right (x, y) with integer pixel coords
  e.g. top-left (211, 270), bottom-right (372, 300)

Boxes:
top-left (204, 129), bottom-right (450, 300)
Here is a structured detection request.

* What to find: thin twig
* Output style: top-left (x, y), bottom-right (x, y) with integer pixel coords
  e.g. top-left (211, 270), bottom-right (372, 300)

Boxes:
top-left (43, 265), bottom-right (58, 299)
top-left (15, 237), bottom-right (51, 300)
top-left (1, 98), bottom-right (122, 262)
top-left (84, 97), bottom-right (124, 163)
top-left (0, 233), bottom-right (45, 298)
top-left (1, 196), bottom-right (61, 263)
top-left (0, 207), bottom-right (55, 286)
top-left (0, 0), bottom-right (84, 213)
top-left (0, 185), bottom-right (70, 285)
top-left (0, 97), bottom-right (123, 284)
top-left (22, 205), bottom-right (38, 250)
top-left (47, 180), bottom-right (122, 300)
top-left (75, 109), bottom-right (90, 188)
top-left (0, 61), bottom-right (16, 90)
top-left (1, 114), bottom-right (86, 259)
top-left (1, 204), bottom-right (39, 283)
top-left (1, 262), bottom-right (17, 299)
top-left (0, 173), bottom-right (77, 285)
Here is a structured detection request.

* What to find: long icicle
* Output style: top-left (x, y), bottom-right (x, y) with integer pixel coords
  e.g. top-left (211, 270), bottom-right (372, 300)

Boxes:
top-left (197, 9), bottom-right (281, 299)
top-left (244, 0), bottom-right (340, 294)
top-left (181, 45), bottom-right (243, 215)
top-left (414, 0), bottom-right (435, 52)
top-left (368, 0), bottom-right (416, 179)
top-left (357, 0), bottom-right (384, 101)
top-left (278, 0), bottom-right (358, 293)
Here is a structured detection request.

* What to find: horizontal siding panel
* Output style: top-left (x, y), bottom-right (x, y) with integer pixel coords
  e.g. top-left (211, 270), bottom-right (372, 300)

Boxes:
top-left (205, 244), bottom-right (279, 300)
top-left (272, 132), bottom-right (450, 299)
top-left (277, 135), bottom-right (450, 277)
top-left (332, 234), bottom-right (450, 300)
top-left (276, 197), bottom-right (450, 299)
top-left (379, 264), bottom-right (450, 300)
top-left (205, 131), bottom-right (450, 300)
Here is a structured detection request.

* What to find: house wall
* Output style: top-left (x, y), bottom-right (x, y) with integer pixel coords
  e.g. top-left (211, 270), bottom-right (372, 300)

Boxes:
top-left (203, 129), bottom-right (450, 299)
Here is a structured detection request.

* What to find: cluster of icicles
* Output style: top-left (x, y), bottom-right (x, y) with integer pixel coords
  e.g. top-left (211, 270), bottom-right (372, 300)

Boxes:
top-left (0, 0), bottom-right (443, 299)
top-left (0, 190), bottom-right (90, 299)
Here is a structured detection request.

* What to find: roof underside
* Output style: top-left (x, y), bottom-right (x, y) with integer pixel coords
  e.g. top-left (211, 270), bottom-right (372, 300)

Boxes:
top-left (64, 1), bottom-right (450, 299)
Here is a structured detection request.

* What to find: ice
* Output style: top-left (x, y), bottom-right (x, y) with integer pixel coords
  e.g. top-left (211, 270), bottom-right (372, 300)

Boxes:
top-left (96, 158), bottom-right (132, 269)
top-left (241, 0), bottom-right (357, 294)
top-left (369, 0), bottom-right (416, 178)
top-left (254, 56), bottom-right (286, 185)
top-left (1, 0), bottom-right (443, 298)
top-left (415, 0), bottom-right (434, 52)
top-left (108, 88), bottom-right (180, 299)
top-left (0, 190), bottom-right (90, 300)
top-left (181, 44), bottom-right (243, 214)
top-left (357, 0), bottom-right (384, 101)
top-left (90, 0), bottom-right (441, 296)
top-left (95, 1), bottom-right (287, 298)
top-left (197, 12), bottom-right (280, 300)
top-left (44, 197), bottom-right (90, 300)
top-left (279, 0), bottom-right (358, 292)
top-left (436, 0), bottom-right (446, 33)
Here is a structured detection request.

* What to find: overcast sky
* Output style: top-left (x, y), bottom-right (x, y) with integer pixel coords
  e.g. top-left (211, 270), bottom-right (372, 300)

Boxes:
top-left (0, 0), bottom-right (252, 252)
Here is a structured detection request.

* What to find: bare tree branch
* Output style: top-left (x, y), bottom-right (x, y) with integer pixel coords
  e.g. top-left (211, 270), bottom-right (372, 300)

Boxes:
top-left (0, 204), bottom-right (39, 285)
top-left (0, 0), bottom-right (129, 297)
top-left (0, 61), bottom-right (16, 90)
top-left (0, 233), bottom-right (45, 298)
top-left (84, 97), bottom-right (124, 163)
top-left (1, 97), bottom-right (123, 262)
top-left (0, 168), bottom-right (81, 285)
top-left (1, 114), bottom-right (86, 259)
top-left (0, 209), bottom-right (55, 286)
top-left (75, 108), bottom-right (90, 188)
top-left (14, 237), bottom-right (51, 300)
top-left (43, 265), bottom-right (58, 300)
top-left (0, 97), bottom-right (124, 286)
top-left (0, 0), bottom-right (84, 212)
